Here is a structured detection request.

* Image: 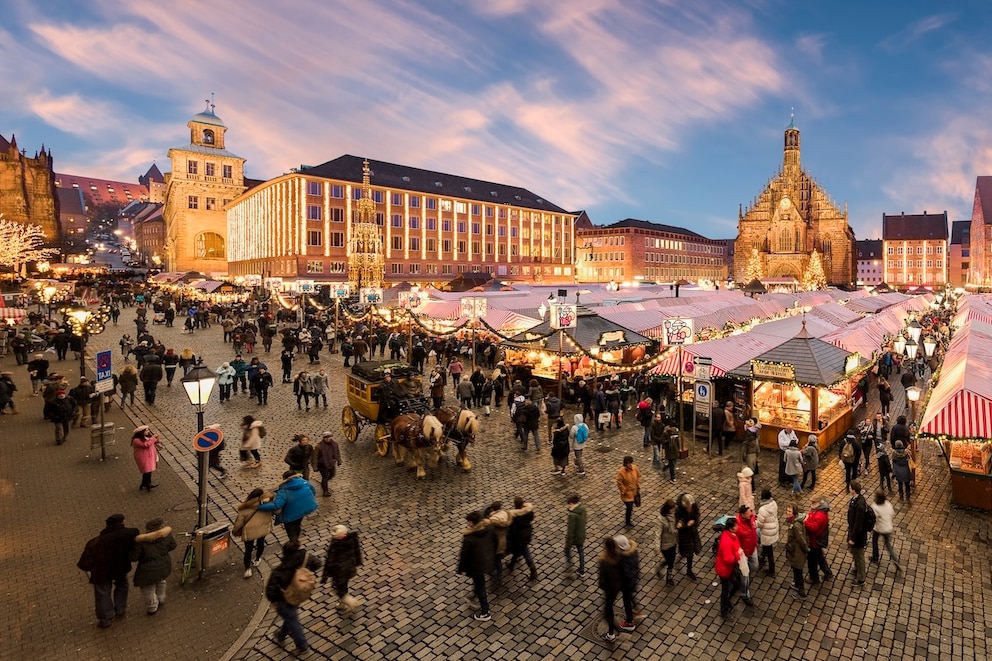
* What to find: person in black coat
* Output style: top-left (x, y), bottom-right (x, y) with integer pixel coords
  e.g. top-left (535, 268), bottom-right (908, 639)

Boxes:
top-left (265, 541), bottom-right (322, 654)
top-left (138, 360), bottom-right (164, 404)
top-left (597, 536), bottom-right (623, 642)
top-left (77, 514), bottom-right (140, 628)
top-left (457, 511), bottom-right (496, 621)
top-left (44, 389), bottom-right (77, 444)
top-left (321, 524), bottom-right (363, 611)
top-left (889, 415), bottom-right (911, 449)
top-left (505, 497), bottom-right (537, 580)
top-left (130, 517), bottom-right (177, 614)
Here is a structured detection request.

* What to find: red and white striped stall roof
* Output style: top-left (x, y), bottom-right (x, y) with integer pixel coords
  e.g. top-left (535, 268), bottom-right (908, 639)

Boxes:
top-left (0, 308), bottom-right (28, 321)
top-left (648, 332), bottom-right (781, 378)
top-left (920, 319), bottom-right (992, 438)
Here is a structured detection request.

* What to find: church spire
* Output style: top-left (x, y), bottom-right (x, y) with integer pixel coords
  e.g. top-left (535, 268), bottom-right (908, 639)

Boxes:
top-left (783, 111), bottom-right (800, 176)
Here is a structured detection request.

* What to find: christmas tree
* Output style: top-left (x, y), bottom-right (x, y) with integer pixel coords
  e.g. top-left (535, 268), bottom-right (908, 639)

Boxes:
top-left (742, 248), bottom-right (764, 283)
top-left (803, 249), bottom-right (828, 291)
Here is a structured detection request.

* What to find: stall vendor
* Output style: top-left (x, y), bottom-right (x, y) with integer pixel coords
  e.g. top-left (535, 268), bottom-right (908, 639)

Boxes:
top-left (778, 424), bottom-right (798, 485)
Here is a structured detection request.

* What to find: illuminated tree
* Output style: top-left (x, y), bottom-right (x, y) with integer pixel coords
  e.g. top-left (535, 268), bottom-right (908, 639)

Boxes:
top-left (803, 248), bottom-right (828, 291)
top-left (0, 215), bottom-right (60, 276)
top-left (742, 248), bottom-right (764, 283)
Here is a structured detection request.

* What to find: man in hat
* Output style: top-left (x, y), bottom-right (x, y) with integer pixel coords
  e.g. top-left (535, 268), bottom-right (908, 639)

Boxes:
top-left (380, 370), bottom-right (405, 420)
top-left (321, 524), bottom-right (363, 611)
top-left (313, 432), bottom-right (342, 497)
top-left (77, 514), bottom-right (140, 628)
top-left (27, 352), bottom-right (49, 395)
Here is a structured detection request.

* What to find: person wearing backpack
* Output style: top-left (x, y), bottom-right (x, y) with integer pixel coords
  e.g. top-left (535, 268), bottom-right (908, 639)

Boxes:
top-left (800, 435), bottom-right (820, 490)
top-left (840, 432), bottom-right (861, 491)
top-left (570, 413), bottom-right (588, 476)
top-left (265, 541), bottom-right (322, 654)
top-left (846, 480), bottom-right (872, 586)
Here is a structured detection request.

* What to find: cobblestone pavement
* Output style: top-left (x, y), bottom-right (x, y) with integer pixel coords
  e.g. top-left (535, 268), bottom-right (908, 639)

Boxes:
top-left (4, 314), bottom-right (991, 660)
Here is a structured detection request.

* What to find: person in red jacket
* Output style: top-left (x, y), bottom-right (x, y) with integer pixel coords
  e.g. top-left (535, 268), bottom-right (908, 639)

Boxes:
top-left (803, 496), bottom-right (834, 584)
top-left (735, 505), bottom-right (758, 604)
top-left (715, 517), bottom-right (742, 618)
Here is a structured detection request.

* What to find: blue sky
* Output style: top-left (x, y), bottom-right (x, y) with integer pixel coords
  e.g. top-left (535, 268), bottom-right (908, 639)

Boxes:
top-left (2, 0), bottom-right (991, 241)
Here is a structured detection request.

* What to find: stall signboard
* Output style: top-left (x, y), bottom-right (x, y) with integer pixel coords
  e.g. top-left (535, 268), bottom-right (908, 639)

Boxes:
top-left (359, 288), bottom-right (382, 306)
top-left (598, 330), bottom-right (627, 345)
top-left (662, 318), bottom-right (694, 345)
top-left (330, 283), bottom-right (350, 299)
top-left (693, 356), bottom-right (712, 382)
top-left (297, 280), bottom-right (315, 293)
top-left (550, 304), bottom-right (577, 330)
top-left (751, 360), bottom-right (795, 381)
top-left (245, 274), bottom-right (262, 287)
top-left (461, 297), bottom-right (487, 318)
top-left (398, 290), bottom-right (428, 310)
top-left (844, 352), bottom-right (861, 375)
top-left (264, 277), bottom-right (283, 290)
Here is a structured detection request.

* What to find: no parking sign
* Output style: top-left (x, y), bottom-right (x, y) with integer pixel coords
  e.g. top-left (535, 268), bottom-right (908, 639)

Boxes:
top-left (192, 428), bottom-right (224, 453)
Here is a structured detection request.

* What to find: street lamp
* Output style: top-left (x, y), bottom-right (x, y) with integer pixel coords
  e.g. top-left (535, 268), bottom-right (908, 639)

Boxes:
top-left (906, 385), bottom-right (922, 431)
top-left (182, 361), bottom-right (217, 529)
top-left (907, 320), bottom-right (922, 343)
top-left (892, 334), bottom-right (906, 357)
top-left (923, 336), bottom-right (937, 358)
top-left (904, 338), bottom-right (918, 360)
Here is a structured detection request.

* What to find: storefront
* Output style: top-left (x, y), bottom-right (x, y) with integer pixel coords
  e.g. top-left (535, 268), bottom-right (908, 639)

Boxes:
top-left (726, 328), bottom-right (863, 451)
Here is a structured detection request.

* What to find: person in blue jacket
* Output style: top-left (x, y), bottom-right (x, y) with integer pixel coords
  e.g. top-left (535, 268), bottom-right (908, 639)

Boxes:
top-left (258, 471), bottom-right (318, 545)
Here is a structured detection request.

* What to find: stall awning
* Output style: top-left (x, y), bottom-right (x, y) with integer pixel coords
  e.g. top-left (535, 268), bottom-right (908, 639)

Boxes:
top-left (506, 305), bottom-right (655, 354)
top-left (725, 325), bottom-right (860, 386)
top-left (648, 333), bottom-right (781, 378)
top-left (920, 320), bottom-right (992, 438)
top-left (0, 308), bottom-right (28, 320)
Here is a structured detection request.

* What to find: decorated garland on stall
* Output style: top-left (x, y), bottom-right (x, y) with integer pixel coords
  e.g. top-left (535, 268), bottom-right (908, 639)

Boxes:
top-left (477, 316), bottom-right (558, 343)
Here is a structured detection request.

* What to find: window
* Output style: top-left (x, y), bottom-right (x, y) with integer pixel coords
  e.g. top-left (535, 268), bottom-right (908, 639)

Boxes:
top-left (510, 245), bottom-right (518, 256)
top-left (205, 197), bottom-right (216, 211)
top-left (375, 213), bottom-right (384, 225)
top-left (926, 260), bottom-right (934, 268)
top-left (442, 220), bottom-right (452, 232)
top-left (455, 202), bottom-right (467, 214)
top-left (442, 239), bottom-right (452, 253)
top-left (458, 222), bottom-right (467, 233)
top-left (486, 243), bottom-right (494, 255)
top-left (917, 246), bottom-right (924, 255)
top-left (937, 245), bottom-right (944, 254)
top-left (511, 227), bottom-right (518, 238)
top-left (426, 264), bottom-right (438, 274)
top-left (498, 226), bottom-right (506, 237)
top-left (391, 193), bottom-right (403, 205)
top-left (409, 196), bottom-right (420, 208)
top-left (896, 247), bottom-right (903, 255)
top-left (499, 208), bottom-right (507, 219)
top-left (457, 241), bottom-right (467, 253)
top-left (485, 206), bottom-right (493, 217)
top-left (331, 185), bottom-right (344, 198)
top-left (442, 264), bottom-right (453, 274)
top-left (409, 263), bottom-right (420, 274)
top-left (471, 223), bottom-right (481, 234)
top-left (472, 241), bottom-right (481, 253)
top-left (372, 191), bottom-right (384, 204)
top-left (205, 162), bottom-right (216, 177)
top-left (307, 181), bottom-right (322, 196)
top-left (471, 204), bottom-right (481, 216)
top-left (426, 238), bottom-right (436, 252)
top-left (426, 217), bottom-right (436, 231)
top-left (330, 232), bottom-right (344, 247)
top-left (426, 198), bottom-right (436, 210)
top-left (887, 246), bottom-right (894, 255)
top-left (307, 205), bottom-right (322, 221)
top-left (391, 236), bottom-right (403, 250)
top-left (409, 237), bottom-right (420, 251)
top-left (391, 263), bottom-right (404, 274)
top-left (486, 224), bottom-right (493, 236)
top-left (222, 164), bottom-right (232, 179)
top-left (352, 188), bottom-right (363, 200)
top-left (440, 200), bottom-right (452, 212)
top-left (187, 160), bottom-right (198, 175)
top-left (409, 217), bottom-right (419, 229)
top-left (202, 129), bottom-right (214, 144)
top-left (306, 260), bottom-right (323, 274)
top-left (330, 261), bottom-right (346, 274)
top-left (498, 244), bottom-right (506, 255)
top-left (187, 196), bottom-right (198, 209)
top-left (194, 232), bottom-right (224, 259)
top-left (307, 230), bottom-right (322, 246)
top-left (391, 214), bottom-right (403, 228)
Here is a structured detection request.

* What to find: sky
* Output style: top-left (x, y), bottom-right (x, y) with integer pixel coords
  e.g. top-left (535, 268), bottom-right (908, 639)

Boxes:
top-left (2, 0), bottom-right (992, 241)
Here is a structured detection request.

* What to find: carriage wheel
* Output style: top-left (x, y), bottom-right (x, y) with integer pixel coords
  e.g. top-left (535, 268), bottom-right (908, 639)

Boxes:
top-left (374, 424), bottom-right (390, 457)
top-left (342, 406), bottom-right (358, 443)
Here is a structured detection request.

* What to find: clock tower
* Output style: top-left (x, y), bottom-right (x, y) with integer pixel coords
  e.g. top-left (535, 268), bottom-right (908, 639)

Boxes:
top-left (163, 100), bottom-right (246, 274)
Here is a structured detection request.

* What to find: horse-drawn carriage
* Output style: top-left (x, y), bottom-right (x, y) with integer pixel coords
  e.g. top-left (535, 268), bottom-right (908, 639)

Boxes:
top-left (341, 360), bottom-right (480, 477)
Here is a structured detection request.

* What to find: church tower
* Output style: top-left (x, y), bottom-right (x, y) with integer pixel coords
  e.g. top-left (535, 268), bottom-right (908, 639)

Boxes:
top-left (734, 117), bottom-right (856, 287)
top-left (163, 99), bottom-right (246, 274)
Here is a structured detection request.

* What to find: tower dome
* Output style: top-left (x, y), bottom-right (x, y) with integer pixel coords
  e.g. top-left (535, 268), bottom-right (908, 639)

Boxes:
top-left (190, 107), bottom-right (226, 128)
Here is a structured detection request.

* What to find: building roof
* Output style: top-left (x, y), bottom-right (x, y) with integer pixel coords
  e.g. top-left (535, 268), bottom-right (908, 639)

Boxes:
top-left (976, 176), bottom-right (992, 227)
top-left (139, 163), bottom-right (164, 185)
top-left (0, 134), bottom-right (9, 152)
top-left (950, 220), bottom-right (970, 245)
top-left (882, 212), bottom-right (948, 241)
top-left (171, 143), bottom-right (243, 159)
top-left (726, 324), bottom-right (858, 386)
top-left (300, 154), bottom-right (569, 214)
top-left (54, 172), bottom-right (148, 207)
top-left (583, 218), bottom-right (715, 241)
top-left (190, 108), bottom-right (226, 127)
top-left (856, 239), bottom-right (883, 258)
top-left (56, 187), bottom-right (85, 216)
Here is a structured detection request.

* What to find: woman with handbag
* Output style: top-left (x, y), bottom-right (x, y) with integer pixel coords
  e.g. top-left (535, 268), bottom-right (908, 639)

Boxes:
top-left (232, 488), bottom-right (274, 578)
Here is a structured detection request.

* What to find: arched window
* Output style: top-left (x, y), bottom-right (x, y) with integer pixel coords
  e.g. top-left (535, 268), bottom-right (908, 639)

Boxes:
top-left (202, 129), bottom-right (215, 145)
top-left (195, 232), bottom-right (225, 259)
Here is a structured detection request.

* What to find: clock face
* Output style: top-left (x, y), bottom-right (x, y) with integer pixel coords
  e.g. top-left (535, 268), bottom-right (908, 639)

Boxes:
top-left (779, 197), bottom-right (792, 210)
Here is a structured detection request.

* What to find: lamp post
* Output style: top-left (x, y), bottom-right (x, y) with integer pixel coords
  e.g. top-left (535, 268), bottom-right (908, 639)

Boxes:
top-left (907, 319), bottom-right (922, 343)
top-left (923, 336), bottom-right (937, 358)
top-left (182, 361), bottom-right (217, 529)
top-left (65, 307), bottom-right (97, 380)
top-left (893, 334), bottom-right (906, 357)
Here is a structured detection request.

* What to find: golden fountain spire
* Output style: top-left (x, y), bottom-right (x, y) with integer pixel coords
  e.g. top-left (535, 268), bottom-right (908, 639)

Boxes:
top-left (348, 158), bottom-right (384, 291)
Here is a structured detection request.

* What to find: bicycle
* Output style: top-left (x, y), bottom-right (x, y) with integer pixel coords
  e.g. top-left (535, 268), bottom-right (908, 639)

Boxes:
top-left (179, 532), bottom-right (197, 585)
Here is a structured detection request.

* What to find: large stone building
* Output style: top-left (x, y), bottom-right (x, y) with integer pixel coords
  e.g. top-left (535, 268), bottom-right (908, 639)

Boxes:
top-left (881, 211), bottom-right (948, 289)
top-left (0, 134), bottom-right (60, 241)
top-left (226, 155), bottom-right (576, 285)
top-left (574, 218), bottom-right (727, 284)
top-left (163, 103), bottom-right (246, 275)
top-left (968, 176), bottom-right (992, 289)
top-left (734, 120), bottom-right (856, 286)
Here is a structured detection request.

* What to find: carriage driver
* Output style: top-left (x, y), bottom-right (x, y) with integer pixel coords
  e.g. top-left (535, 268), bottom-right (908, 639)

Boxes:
top-left (380, 370), bottom-right (407, 420)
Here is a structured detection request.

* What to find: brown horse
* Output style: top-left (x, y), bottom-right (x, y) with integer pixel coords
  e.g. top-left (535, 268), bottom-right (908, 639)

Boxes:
top-left (433, 406), bottom-right (481, 471)
top-left (389, 413), bottom-right (445, 479)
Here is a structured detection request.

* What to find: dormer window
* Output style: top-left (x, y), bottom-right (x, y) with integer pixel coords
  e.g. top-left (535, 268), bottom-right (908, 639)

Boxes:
top-left (402, 176), bottom-right (411, 182)
top-left (464, 186), bottom-right (471, 193)
top-left (434, 181), bottom-right (443, 188)
top-left (202, 129), bottom-right (215, 145)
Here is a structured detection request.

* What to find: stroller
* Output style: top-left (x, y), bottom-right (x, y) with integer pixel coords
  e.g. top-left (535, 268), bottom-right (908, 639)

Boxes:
top-left (152, 311), bottom-right (166, 325)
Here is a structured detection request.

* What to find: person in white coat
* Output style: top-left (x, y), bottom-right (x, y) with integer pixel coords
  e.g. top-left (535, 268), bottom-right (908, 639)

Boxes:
top-left (215, 361), bottom-right (236, 402)
top-left (869, 490), bottom-right (901, 573)
top-left (755, 489), bottom-right (779, 576)
top-left (240, 416), bottom-right (265, 468)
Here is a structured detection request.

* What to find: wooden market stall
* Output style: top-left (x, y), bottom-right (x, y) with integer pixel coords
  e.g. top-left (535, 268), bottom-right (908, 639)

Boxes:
top-left (726, 325), bottom-right (864, 452)
top-left (918, 317), bottom-right (992, 510)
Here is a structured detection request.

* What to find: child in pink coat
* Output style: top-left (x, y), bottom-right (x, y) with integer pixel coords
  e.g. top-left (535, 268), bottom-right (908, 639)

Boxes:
top-left (737, 466), bottom-right (754, 511)
top-left (132, 425), bottom-right (162, 491)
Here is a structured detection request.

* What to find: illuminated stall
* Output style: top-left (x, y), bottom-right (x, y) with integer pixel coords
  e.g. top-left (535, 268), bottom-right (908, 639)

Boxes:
top-left (726, 326), bottom-right (863, 452)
